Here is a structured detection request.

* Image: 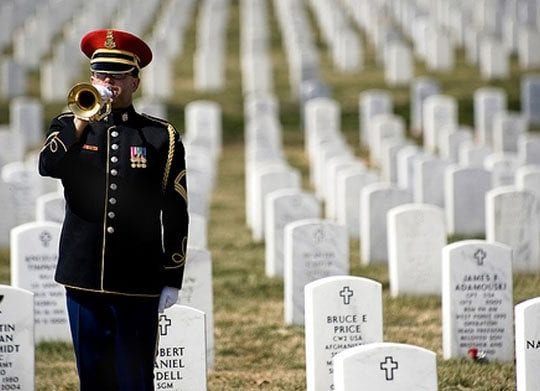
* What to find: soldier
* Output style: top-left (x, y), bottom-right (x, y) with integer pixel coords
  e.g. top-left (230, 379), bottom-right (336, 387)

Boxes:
top-left (39, 29), bottom-right (189, 391)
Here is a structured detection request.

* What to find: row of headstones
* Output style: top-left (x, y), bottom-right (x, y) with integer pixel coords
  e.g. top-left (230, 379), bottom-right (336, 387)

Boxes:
top-left (9, 0), bottom-right (82, 70)
top-left (341, 0), bottom-right (540, 80)
top-left (302, 238), bottom-right (540, 390)
top-left (306, 79), bottom-right (540, 205)
top-left (193, 0), bottom-right (230, 92)
top-left (265, 185), bottom-right (539, 323)
top-left (1, 0), bottom-right (196, 101)
top-left (140, 0), bottom-right (197, 101)
top-left (262, 154), bottom-right (540, 277)
top-left (308, 0), bottom-right (362, 73)
top-left (244, 93), bottom-right (303, 243)
top-left (239, 0), bottom-right (274, 95)
top-left (304, 94), bottom-right (540, 259)
top-left (0, 0), bottom-right (40, 52)
top-left (180, 100), bottom-right (223, 369)
top-left (272, 0), bottom-right (323, 99)
top-left (1, 0), bottom-right (126, 101)
top-left (389, 75), bottom-right (540, 140)
top-left (0, 282), bottom-right (209, 390)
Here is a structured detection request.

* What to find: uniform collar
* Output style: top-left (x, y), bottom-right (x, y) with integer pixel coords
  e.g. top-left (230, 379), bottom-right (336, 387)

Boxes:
top-left (109, 105), bottom-right (137, 123)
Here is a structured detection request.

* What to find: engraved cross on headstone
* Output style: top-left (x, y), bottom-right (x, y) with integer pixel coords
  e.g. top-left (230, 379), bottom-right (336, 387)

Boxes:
top-left (380, 356), bottom-right (399, 381)
top-left (39, 231), bottom-right (52, 247)
top-left (314, 228), bottom-right (326, 243)
top-left (339, 286), bottom-right (354, 305)
top-left (474, 249), bottom-right (486, 266)
top-left (159, 314), bottom-right (172, 336)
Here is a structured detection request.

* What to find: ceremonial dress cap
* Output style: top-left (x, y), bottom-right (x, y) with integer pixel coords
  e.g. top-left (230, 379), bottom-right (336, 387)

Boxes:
top-left (81, 29), bottom-right (152, 74)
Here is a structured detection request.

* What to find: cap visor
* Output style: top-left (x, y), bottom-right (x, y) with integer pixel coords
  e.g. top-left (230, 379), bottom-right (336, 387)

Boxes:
top-left (90, 62), bottom-right (135, 74)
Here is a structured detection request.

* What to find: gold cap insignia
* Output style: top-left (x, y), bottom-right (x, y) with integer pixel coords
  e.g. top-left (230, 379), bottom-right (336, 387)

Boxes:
top-left (104, 30), bottom-right (116, 49)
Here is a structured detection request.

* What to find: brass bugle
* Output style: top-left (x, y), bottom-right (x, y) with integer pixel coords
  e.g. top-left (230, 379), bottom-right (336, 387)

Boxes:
top-left (67, 82), bottom-right (112, 121)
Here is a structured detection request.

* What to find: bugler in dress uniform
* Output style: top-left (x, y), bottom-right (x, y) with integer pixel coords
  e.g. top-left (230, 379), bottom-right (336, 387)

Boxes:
top-left (39, 29), bottom-right (189, 391)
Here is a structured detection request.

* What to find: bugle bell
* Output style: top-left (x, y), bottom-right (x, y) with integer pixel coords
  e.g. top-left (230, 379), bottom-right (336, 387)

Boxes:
top-left (67, 82), bottom-right (112, 121)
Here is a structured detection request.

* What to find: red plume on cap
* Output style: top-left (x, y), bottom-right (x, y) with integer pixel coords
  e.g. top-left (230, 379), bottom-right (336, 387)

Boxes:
top-left (80, 29), bottom-right (152, 74)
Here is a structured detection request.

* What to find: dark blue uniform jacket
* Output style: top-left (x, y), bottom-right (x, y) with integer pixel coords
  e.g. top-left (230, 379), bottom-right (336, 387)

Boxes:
top-left (39, 106), bottom-right (189, 297)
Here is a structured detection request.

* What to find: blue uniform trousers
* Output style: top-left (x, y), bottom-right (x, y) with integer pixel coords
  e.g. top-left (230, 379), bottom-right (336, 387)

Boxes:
top-left (66, 289), bottom-right (160, 391)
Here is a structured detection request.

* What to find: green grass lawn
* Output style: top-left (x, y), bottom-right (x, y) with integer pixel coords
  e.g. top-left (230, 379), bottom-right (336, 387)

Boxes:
top-left (1, 1), bottom-right (540, 390)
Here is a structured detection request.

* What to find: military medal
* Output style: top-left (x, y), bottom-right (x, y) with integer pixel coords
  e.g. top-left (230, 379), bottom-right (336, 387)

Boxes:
top-left (130, 146), bottom-right (147, 168)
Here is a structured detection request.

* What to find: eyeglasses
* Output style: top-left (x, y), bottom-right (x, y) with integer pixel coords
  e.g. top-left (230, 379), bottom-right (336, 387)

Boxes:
top-left (92, 72), bottom-right (131, 81)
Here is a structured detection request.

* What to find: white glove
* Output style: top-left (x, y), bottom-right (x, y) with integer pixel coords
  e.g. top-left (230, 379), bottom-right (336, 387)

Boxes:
top-left (158, 286), bottom-right (179, 313)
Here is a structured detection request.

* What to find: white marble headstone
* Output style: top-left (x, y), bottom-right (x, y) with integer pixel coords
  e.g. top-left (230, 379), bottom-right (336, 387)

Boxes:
top-left (438, 128), bottom-right (473, 163)
top-left (445, 166), bottom-right (491, 236)
top-left (304, 97), bottom-right (340, 158)
top-left (360, 183), bottom-right (413, 264)
top-left (188, 214), bottom-right (207, 249)
top-left (515, 297), bottom-right (540, 391)
top-left (473, 87), bottom-right (507, 145)
top-left (521, 74), bottom-right (540, 126)
top-left (385, 42), bottom-right (412, 86)
top-left (324, 157), bottom-right (363, 219)
top-left (423, 94), bottom-right (458, 153)
top-left (516, 165), bottom-right (540, 197)
top-left (333, 342), bottom-right (437, 391)
top-left (9, 97), bottom-right (44, 149)
top-left (10, 222), bottom-right (71, 342)
top-left (380, 139), bottom-right (410, 183)
top-left (2, 162), bottom-right (44, 226)
top-left (492, 111), bottom-right (527, 154)
top-left (336, 168), bottom-right (378, 239)
top-left (0, 178), bottom-right (15, 247)
top-left (518, 134), bottom-right (540, 165)
top-left (0, 59), bottom-right (26, 99)
top-left (154, 305), bottom-right (207, 390)
top-left (410, 77), bottom-right (441, 136)
top-left (413, 156), bottom-right (450, 207)
top-left (185, 100), bottom-right (222, 158)
top-left (370, 114), bottom-right (405, 165)
top-left (0, 285), bottom-right (34, 391)
top-left (284, 219), bottom-right (349, 325)
top-left (387, 204), bottom-right (447, 296)
top-left (35, 192), bottom-right (65, 223)
top-left (359, 90), bottom-right (393, 148)
top-left (486, 186), bottom-right (540, 272)
top-left (442, 240), bottom-right (513, 361)
top-left (396, 145), bottom-right (426, 193)
top-left (253, 166), bottom-right (301, 242)
top-left (484, 153), bottom-right (519, 188)
top-left (0, 128), bottom-right (24, 168)
top-left (305, 276), bottom-right (383, 391)
top-left (458, 141), bottom-right (492, 167)
top-left (265, 190), bottom-right (321, 278)
top-left (479, 38), bottom-right (509, 80)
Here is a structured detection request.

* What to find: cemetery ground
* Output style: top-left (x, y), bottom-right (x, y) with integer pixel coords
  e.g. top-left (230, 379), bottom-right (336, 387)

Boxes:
top-left (2, 2), bottom-right (540, 390)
